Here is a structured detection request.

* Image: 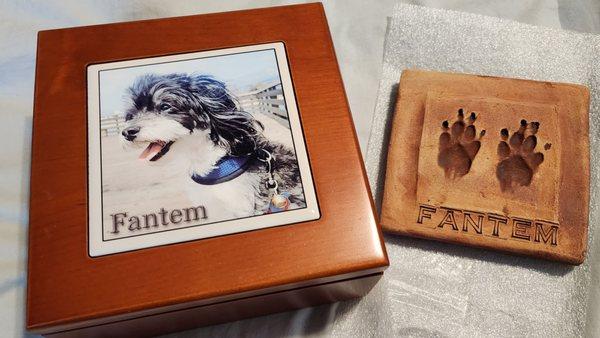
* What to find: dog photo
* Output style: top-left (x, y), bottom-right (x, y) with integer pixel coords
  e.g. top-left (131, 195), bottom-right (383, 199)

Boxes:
top-left (87, 43), bottom-right (319, 256)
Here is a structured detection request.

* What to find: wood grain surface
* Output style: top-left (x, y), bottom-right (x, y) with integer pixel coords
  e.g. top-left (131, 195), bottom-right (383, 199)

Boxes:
top-left (381, 70), bottom-right (589, 264)
top-left (45, 273), bottom-right (382, 338)
top-left (27, 3), bottom-right (388, 335)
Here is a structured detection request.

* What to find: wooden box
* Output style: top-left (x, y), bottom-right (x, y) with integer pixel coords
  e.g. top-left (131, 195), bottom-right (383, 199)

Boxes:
top-left (27, 4), bottom-right (387, 336)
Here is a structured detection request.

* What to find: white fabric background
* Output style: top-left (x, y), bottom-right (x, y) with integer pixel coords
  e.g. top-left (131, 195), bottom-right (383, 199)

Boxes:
top-left (0, 1), bottom-right (598, 337)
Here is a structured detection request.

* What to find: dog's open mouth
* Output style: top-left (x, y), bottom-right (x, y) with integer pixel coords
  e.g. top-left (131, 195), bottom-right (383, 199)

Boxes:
top-left (138, 140), bottom-right (174, 162)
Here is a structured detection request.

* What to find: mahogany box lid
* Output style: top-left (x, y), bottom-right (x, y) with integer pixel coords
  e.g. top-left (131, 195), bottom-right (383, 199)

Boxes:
top-left (27, 3), bottom-right (387, 335)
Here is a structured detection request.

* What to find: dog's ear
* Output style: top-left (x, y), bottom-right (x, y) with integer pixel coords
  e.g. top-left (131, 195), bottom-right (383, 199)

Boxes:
top-left (185, 74), bottom-right (264, 156)
top-left (208, 111), bottom-right (264, 156)
top-left (186, 75), bottom-right (238, 114)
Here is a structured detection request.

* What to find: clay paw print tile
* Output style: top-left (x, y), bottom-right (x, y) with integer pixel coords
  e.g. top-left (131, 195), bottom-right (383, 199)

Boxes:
top-left (381, 70), bottom-right (590, 264)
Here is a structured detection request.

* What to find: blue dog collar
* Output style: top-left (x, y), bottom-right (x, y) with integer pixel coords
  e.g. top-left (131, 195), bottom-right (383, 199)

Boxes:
top-left (191, 155), bottom-right (251, 185)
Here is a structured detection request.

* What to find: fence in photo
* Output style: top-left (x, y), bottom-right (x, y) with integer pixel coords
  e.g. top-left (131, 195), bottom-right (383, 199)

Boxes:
top-left (237, 81), bottom-right (288, 119)
top-left (100, 115), bottom-right (126, 137)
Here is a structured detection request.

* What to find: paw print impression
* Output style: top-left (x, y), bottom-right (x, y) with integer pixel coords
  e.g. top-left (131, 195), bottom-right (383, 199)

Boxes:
top-left (438, 109), bottom-right (486, 179)
top-left (496, 119), bottom-right (545, 192)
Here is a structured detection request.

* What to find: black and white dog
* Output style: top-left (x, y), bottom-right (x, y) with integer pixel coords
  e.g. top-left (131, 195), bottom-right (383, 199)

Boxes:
top-left (120, 73), bottom-right (306, 218)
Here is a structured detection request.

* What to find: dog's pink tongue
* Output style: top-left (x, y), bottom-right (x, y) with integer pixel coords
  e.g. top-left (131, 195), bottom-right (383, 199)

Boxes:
top-left (139, 142), bottom-right (162, 161)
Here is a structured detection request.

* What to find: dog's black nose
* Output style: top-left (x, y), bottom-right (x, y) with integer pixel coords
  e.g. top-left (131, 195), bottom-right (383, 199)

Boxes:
top-left (122, 126), bottom-right (140, 141)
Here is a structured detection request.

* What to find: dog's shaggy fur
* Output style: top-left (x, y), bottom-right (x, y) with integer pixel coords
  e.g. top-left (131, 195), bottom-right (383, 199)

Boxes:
top-left (121, 73), bottom-right (306, 218)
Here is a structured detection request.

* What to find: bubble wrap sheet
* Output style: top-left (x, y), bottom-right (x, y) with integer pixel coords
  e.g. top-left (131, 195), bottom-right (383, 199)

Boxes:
top-left (366, 4), bottom-right (600, 337)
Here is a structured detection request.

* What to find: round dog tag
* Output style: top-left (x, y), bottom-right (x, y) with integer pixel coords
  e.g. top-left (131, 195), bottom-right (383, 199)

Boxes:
top-left (267, 192), bottom-right (291, 213)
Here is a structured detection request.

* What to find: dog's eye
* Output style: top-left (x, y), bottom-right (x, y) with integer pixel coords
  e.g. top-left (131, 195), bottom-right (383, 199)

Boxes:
top-left (158, 103), bottom-right (172, 111)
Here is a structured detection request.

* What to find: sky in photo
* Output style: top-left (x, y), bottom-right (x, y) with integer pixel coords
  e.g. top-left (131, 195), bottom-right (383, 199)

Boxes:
top-left (98, 49), bottom-right (280, 117)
